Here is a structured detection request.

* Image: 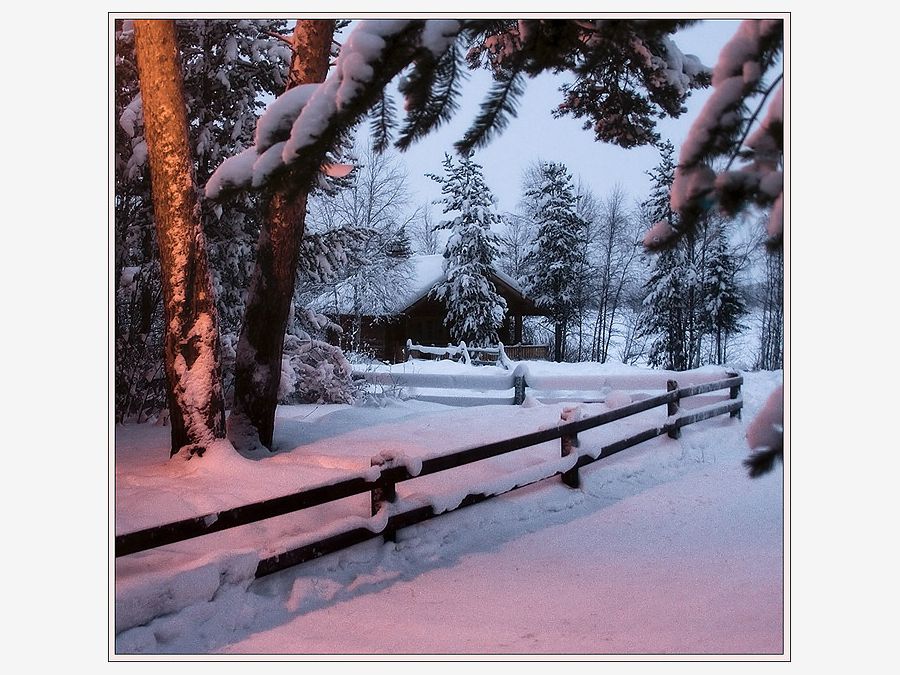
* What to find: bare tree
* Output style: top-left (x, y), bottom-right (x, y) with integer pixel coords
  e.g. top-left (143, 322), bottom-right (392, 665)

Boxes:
top-left (409, 209), bottom-right (441, 255)
top-left (756, 246), bottom-right (783, 370)
top-left (617, 299), bottom-right (651, 364)
top-left (497, 211), bottom-right (536, 281)
top-left (565, 180), bottom-right (599, 360)
top-left (306, 141), bottom-right (418, 352)
top-left (133, 19), bottom-right (226, 456)
top-left (590, 184), bottom-right (645, 363)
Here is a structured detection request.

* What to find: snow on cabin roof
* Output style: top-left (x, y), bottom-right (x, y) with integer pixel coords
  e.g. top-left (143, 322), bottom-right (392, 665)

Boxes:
top-left (312, 254), bottom-right (531, 317)
top-left (401, 254), bottom-right (446, 310)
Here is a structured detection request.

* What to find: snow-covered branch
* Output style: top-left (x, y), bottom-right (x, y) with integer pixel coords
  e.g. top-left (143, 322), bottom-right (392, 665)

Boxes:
top-left (206, 20), bottom-right (465, 201)
top-left (646, 19), bottom-right (784, 252)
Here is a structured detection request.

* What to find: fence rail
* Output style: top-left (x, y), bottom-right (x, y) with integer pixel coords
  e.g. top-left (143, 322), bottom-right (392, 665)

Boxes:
top-left (403, 340), bottom-right (550, 369)
top-left (116, 373), bottom-right (743, 579)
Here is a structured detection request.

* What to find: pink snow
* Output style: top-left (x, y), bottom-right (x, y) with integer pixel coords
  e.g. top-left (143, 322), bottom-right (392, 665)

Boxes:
top-left (114, 363), bottom-right (784, 656)
top-left (642, 219), bottom-right (679, 249)
top-left (204, 147), bottom-right (256, 199)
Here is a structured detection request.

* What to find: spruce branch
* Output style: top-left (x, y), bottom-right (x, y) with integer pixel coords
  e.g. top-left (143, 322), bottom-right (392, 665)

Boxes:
top-left (723, 73), bottom-right (784, 173)
top-left (743, 444), bottom-right (782, 478)
top-left (456, 66), bottom-right (526, 154)
top-left (396, 42), bottom-right (466, 150)
top-left (370, 90), bottom-right (397, 153)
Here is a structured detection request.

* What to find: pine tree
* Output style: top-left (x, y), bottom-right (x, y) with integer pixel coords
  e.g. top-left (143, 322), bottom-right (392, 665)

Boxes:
top-left (132, 19), bottom-right (226, 456)
top-left (118, 19), bottom-right (291, 335)
top-left (386, 225), bottom-right (413, 259)
top-left (212, 20), bottom-right (712, 201)
top-left (643, 247), bottom-right (690, 371)
top-left (428, 153), bottom-right (507, 347)
top-left (462, 20), bottom-right (710, 152)
top-left (642, 141), bottom-right (694, 371)
top-left (630, 21), bottom-right (783, 475)
top-left (521, 162), bottom-right (585, 361)
top-left (228, 20), bottom-right (336, 453)
top-left (198, 19), bottom-right (779, 473)
top-left (703, 225), bottom-right (748, 364)
top-left (179, 20), bottom-right (291, 337)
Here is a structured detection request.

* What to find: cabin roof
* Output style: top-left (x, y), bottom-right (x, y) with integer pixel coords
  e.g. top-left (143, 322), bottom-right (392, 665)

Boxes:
top-left (313, 254), bottom-right (545, 318)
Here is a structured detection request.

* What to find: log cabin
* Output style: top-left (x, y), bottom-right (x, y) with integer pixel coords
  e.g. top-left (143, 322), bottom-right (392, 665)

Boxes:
top-left (315, 254), bottom-right (550, 363)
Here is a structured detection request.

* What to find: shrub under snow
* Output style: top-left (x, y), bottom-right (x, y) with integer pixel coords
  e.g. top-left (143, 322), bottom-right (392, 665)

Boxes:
top-left (278, 334), bottom-right (356, 405)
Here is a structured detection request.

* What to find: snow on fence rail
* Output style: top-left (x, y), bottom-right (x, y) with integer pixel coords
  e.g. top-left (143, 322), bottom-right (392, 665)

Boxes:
top-left (115, 373), bottom-right (743, 579)
top-left (354, 359), bottom-right (732, 407)
top-left (403, 340), bottom-right (536, 370)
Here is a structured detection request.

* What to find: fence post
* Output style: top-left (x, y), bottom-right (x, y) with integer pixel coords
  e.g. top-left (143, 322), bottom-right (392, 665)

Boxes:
top-left (666, 379), bottom-right (681, 439)
top-left (513, 364), bottom-right (527, 405)
top-left (560, 409), bottom-right (581, 488)
top-left (370, 455), bottom-right (398, 543)
top-left (727, 370), bottom-right (742, 419)
top-left (404, 339), bottom-right (412, 362)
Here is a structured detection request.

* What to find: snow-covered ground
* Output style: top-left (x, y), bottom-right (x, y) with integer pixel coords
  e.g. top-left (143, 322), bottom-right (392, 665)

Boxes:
top-left (113, 361), bottom-right (784, 657)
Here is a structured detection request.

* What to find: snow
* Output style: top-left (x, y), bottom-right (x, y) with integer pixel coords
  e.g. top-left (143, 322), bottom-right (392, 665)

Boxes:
top-left (677, 75), bottom-right (746, 169)
top-left (118, 266), bottom-right (141, 289)
top-left (282, 20), bottom-right (413, 162)
top-left (118, 93), bottom-right (142, 138)
top-left (395, 253), bottom-right (447, 310)
top-left (642, 218), bottom-right (679, 248)
top-left (712, 20), bottom-right (778, 87)
top-left (204, 147), bottom-right (256, 200)
top-left (114, 360), bottom-right (784, 656)
top-left (746, 384), bottom-right (783, 450)
top-left (207, 19), bottom-right (468, 202)
top-left (420, 19), bottom-right (462, 57)
top-left (664, 18), bottom-right (782, 239)
top-left (250, 140), bottom-right (287, 188)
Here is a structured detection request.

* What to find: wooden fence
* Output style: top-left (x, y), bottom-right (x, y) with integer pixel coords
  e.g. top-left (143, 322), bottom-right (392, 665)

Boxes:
top-left (504, 344), bottom-right (550, 361)
top-left (116, 373), bottom-right (742, 579)
top-left (403, 340), bottom-right (549, 369)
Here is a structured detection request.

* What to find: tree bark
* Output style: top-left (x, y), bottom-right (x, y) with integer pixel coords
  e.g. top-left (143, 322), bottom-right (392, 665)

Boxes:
top-left (554, 320), bottom-right (565, 363)
top-left (133, 20), bottom-right (226, 456)
top-left (229, 20), bottom-right (335, 452)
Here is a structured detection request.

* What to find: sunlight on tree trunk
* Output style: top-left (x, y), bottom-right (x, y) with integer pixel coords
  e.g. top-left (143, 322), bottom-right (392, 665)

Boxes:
top-left (133, 19), bottom-right (226, 456)
top-left (229, 20), bottom-right (335, 452)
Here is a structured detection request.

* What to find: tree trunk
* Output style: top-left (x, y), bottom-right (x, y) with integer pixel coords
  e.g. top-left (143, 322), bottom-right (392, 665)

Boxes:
top-left (554, 320), bottom-right (565, 363)
top-left (228, 20), bottom-right (335, 452)
top-left (133, 20), bottom-right (226, 456)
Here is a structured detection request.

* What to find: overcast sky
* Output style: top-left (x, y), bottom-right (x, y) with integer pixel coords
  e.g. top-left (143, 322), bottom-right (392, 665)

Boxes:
top-left (377, 19), bottom-right (744, 218)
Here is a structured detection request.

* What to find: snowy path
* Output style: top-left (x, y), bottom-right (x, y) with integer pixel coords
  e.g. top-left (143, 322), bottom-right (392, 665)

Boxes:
top-left (222, 445), bottom-right (782, 655)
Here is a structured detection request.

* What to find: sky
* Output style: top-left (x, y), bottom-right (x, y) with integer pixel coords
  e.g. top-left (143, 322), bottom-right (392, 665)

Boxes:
top-left (378, 20), bottom-right (743, 216)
